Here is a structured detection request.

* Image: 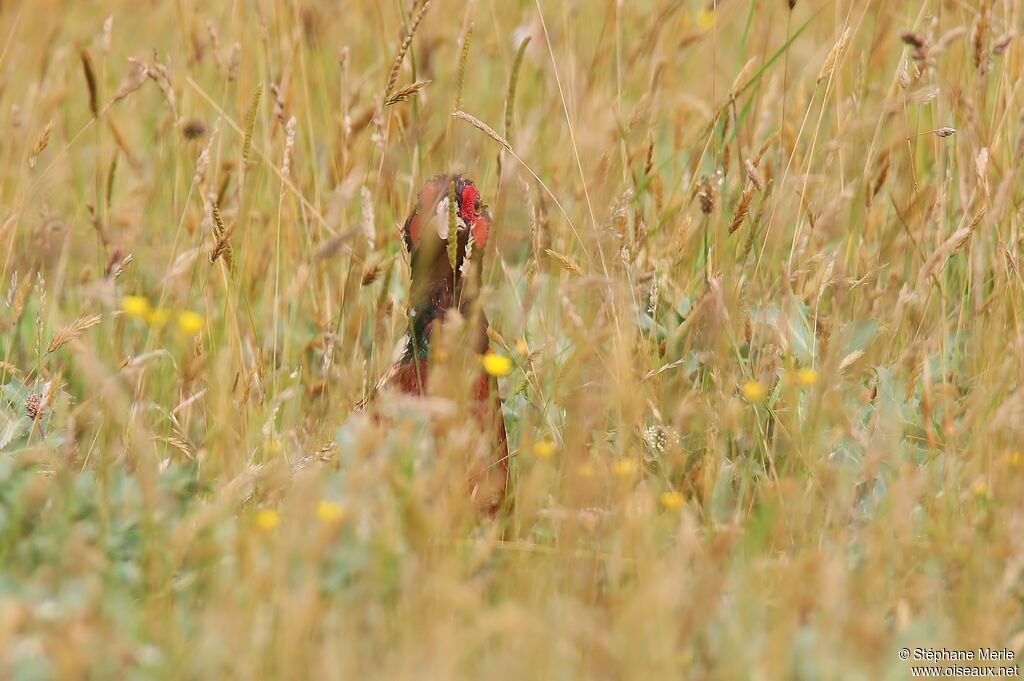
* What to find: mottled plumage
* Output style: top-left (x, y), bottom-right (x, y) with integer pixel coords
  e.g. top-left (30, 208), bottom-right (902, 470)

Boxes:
top-left (357, 174), bottom-right (508, 510)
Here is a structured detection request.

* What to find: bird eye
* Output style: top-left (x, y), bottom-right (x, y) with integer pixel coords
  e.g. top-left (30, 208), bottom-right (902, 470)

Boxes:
top-left (474, 198), bottom-right (481, 212)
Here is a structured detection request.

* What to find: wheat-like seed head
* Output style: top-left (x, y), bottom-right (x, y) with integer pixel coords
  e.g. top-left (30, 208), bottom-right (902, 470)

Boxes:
top-left (384, 0), bottom-right (433, 99)
top-left (384, 80), bottom-right (431, 107)
top-left (544, 249), bottom-right (583, 277)
top-left (28, 121), bottom-right (53, 169)
top-left (48, 314), bottom-right (102, 354)
top-left (242, 83), bottom-right (263, 166)
top-left (451, 111), bottom-right (512, 152)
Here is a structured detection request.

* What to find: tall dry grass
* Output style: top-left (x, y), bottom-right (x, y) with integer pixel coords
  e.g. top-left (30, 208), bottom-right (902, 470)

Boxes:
top-left (1, 0), bottom-right (1023, 678)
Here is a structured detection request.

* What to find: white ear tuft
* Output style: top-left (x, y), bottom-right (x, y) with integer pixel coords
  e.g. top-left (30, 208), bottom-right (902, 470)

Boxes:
top-left (434, 197), bottom-right (450, 239)
top-left (434, 197), bottom-right (467, 239)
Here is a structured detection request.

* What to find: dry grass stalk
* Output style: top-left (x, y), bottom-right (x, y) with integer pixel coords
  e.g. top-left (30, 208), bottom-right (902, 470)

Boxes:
top-left (729, 184), bottom-right (756, 234)
top-left (106, 153), bottom-right (118, 208)
top-left (360, 187), bottom-right (375, 251)
top-left (544, 249), bottom-right (583, 276)
top-left (269, 82), bottom-right (288, 126)
top-left (897, 55), bottom-right (911, 89)
top-left (206, 20), bottom-right (221, 55)
top-left (867, 151), bottom-right (890, 206)
top-left (385, 0), bottom-right (433, 99)
top-left (312, 231), bottom-right (356, 263)
top-left (8, 272), bottom-right (34, 323)
top-left (729, 57), bottom-right (758, 100)
top-left (210, 202), bottom-right (234, 266)
top-left (193, 124), bottom-right (217, 188)
top-left (104, 118), bottom-right (139, 171)
top-left (48, 314), bottom-right (102, 353)
top-left (753, 133), bottom-right (777, 166)
top-left (79, 48), bottom-right (99, 117)
top-left (451, 109), bottom-right (576, 238)
top-left (242, 83), bottom-right (262, 166)
top-left (972, 0), bottom-right (991, 73)
top-left (992, 33), bottom-right (1015, 55)
top-left (917, 211), bottom-right (985, 290)
top-left (643, 355), bottom-right (688, 381)
top-left (101, 15), bottom-right (113, 54)
top-left (839, 350), bottom-right (864, 372)
top-left (87, 204), bottom-right (110, 248)
top-left (744, 159), bottom-right (764, 191)
top-left (155, 435), bottom-right (196, 459)
top-left (110, 253), bottom-right (133, 280)
top-left (226, 43), bottom-right (241, 81)
top-left (151, 58), bottom-right (178, 118)
top-left (740, 210), bottom-right (761, 263)
top-left (935, 27), bottom-right (967, 55)
top-left (361, 260), bottom-right (383, 286)
top-left (28, 122), bottom-right (53, 169)
top-left (130, 53), bottom-right (178, 120)
top-left (505, 36), bottom-right (531, 144)
top-left (451, 111), bottom-right (512, 152)
top-left (111, 61), bottom-right (148, 105)
top-left (281, 116), bottom-right (297, 177)
top-left (817, 27), bottom-right (851, 85)
top-left (384, 79), bottom-right (431, 107)
top-left (454, 24), bottom-right (473, 111)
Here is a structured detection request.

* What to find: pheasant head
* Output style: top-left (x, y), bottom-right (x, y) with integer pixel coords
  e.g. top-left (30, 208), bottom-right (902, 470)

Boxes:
top-left (401, 174), bottom-right (493, 357)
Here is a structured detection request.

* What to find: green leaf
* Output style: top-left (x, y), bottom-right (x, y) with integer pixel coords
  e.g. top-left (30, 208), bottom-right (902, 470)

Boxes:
top-left (788, 298), bottom-right (814, 364)
top-left (0, 416), bottom-right (32, 452)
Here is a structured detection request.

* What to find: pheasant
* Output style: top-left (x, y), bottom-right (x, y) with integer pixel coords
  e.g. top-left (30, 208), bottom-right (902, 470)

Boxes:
top-left (357, 174), bottom-right (509, 511)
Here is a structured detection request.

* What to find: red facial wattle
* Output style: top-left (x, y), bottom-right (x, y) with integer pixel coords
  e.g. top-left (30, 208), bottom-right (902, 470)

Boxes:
top-left (471, 215), bottom-right (489, 247)
top-left (459, 184), bottom-right (480, 224)
top-left (459, 184), bottom-right (490, 247)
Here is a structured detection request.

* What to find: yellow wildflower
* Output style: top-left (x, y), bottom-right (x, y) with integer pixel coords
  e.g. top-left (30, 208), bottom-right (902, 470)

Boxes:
top-left (660, 491), bottom-right (685, 510)
top-left (696, 8), bottom-right (715, 30)
top-left (316, 500), bottom-right (345, 524)
top-left (121, 295), bottom-right (151, 319)
top-left (972, 480), bottom-right (988, 498)
top-left (1006, 451), bottom-right (1022, 468)
top-left (255, 509), bottom-right (280, 531)
top-left (146, 307), bottom-right (170, 327)
top-left (796, 368), bottom-right (819, 387)
top-left (482, 352), bottom-right (513, 377)
top-left (177, 310), bottom-right (205, 336)
top-left (612, 459), bottom-right (637, 477)
top-left (532, 440), bottom-right (556, 459)
top-left (742, 380), bottom-right (766, 402)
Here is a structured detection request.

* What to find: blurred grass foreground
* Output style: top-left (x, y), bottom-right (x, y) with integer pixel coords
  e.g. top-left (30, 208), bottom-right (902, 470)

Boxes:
top-left (1, 0), bottom-right (1024, 679)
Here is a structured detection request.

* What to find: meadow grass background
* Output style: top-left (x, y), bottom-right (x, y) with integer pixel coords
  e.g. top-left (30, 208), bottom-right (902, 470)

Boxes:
top-left (1, 0), bottom-right (1023, 678)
